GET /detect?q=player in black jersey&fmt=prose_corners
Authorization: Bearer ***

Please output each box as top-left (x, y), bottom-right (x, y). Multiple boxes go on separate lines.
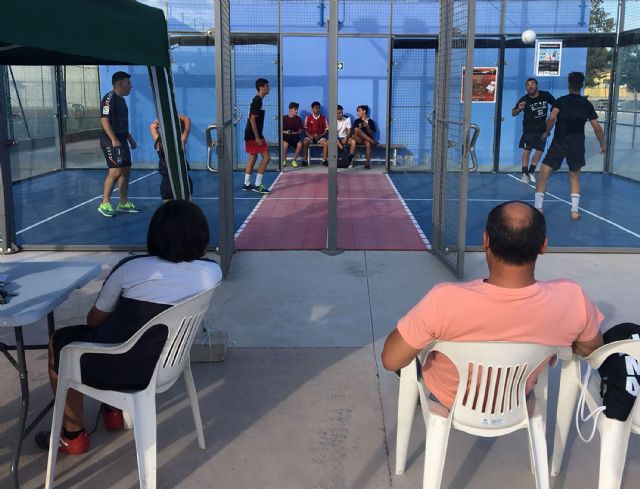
top-left (98, 71), bottom-right (139, 217)
top-left (512, 78), bottom-right (556, 184)
top-left (535, 72), bottom-right (606, 220)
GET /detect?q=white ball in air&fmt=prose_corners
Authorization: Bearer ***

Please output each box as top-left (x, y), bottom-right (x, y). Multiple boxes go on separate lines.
top-left (521, 29), bottom-right (537, 45)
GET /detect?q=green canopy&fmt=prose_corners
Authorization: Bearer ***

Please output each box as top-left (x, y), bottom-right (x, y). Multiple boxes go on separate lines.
top-left (0, 0), bottom-right (190, 251)
top-left (0, 0), bottom-right (170, 67)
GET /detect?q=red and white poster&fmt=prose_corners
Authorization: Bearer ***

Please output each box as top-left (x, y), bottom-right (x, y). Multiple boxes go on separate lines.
top-left (461, 67), bottom-right (498, 103)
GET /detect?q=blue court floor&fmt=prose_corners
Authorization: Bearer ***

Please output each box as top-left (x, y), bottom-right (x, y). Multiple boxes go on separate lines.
top-left (389, 172), bottom-right (640, 249)
top-left (12, 169), bottom-right (277, 247)
top-left (11, 169), bottom-right (640, 249)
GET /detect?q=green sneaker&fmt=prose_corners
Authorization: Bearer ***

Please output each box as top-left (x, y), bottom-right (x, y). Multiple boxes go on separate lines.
top-left (252, 183), bottom-right (271, 194)
top-left (98, 202), bottom-right (116, 217)
top-left (116, 201), bottom-right (140, 213)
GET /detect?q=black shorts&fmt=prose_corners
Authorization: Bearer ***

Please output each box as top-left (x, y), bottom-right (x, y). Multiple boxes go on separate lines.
top-left (542, 136), bottom-right (586, 172)
top-left (519, 132), bottom-right (546, 152)
top-left (283, 134), bottom-right (300, 146)
top-left (100, 136), bottom-right (132, 168)
top-left (160, 174), bottom-right (193, 200)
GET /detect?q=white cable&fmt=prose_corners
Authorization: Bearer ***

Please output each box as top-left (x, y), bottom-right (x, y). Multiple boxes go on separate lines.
top-left (575, 363), bottom-right (606, 443)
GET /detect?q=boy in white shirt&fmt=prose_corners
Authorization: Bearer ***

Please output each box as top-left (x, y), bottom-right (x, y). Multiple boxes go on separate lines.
top-left (335, 105), bottom-right (356, 167)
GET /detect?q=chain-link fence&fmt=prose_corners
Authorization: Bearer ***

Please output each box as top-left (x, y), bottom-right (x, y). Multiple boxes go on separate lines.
top-left (432, 0), bottom-right (474, 277)
top-left (390, 45), bottom-right (436, 170)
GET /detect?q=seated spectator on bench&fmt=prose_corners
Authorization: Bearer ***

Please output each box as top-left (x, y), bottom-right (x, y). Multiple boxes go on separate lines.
top-left (302, 101), bottom-right (328, 167)
top-left (282, 101), bottom-right (303, 168)
top-left (35, 200), bottom-right (222, 454)
top-left (334, 104), bottom-right (356, 167)
top-left (353, 104), bottom-right (378, 169)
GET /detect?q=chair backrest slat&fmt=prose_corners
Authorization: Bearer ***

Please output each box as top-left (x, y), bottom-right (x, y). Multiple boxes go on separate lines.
top-left (421, 341), bottom-right (569, 436)
top-left (128, 288), bottom-right (216, 392)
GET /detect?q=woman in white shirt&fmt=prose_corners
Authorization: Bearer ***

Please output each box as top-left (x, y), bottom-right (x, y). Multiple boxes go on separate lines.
top-left (36, 200), bottom-right (222, 454)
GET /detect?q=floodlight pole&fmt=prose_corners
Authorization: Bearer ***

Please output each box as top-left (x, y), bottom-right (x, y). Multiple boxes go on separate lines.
top-left (324, 0), bottom-right (342, 255)
top-left (0, 65), bottom-right (18, 254)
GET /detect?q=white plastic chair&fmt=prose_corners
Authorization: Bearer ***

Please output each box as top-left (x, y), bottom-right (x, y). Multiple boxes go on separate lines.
top-left (551, 340), bottom-right (640, 489)
top-left (395, 341), bottom-right (571, 489)
top-left (45, 287), bottom-right (217, 489)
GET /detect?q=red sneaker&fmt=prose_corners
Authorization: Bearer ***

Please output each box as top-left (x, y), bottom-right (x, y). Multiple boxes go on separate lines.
top-left (35, 430), bottom-right (90, 455)
top-left (101, 403), bottom-right (124, 432)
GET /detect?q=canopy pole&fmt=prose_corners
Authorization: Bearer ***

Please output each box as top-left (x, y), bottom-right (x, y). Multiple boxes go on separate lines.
top-left (148, 65), bottom-right (190, 200)
top-left (0, 65), bottom-right (17, 253)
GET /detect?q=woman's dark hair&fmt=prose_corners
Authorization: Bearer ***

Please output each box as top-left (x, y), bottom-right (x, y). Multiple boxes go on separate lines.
top-left (485, 201), bottom-right (546, 265)
top-left (357, 104), bottom-right (369, 114)
top-left (147, 200), bottom-right (209, 262)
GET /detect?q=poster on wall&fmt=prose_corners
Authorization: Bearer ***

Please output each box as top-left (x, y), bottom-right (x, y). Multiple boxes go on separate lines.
top-left (535, 41), bottom-right (562, 76)
top-left (461, 67), bottom-right (498, 103)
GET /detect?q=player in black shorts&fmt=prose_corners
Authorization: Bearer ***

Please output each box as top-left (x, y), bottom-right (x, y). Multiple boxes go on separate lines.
top-left (98, 71), bottom-right (138, 217)
top-left (512, 78), bottom-right (556, 184)
top-left (150, 115), bottom-right (192, 201)
top-left (535, 72), bottom-right (606, 220)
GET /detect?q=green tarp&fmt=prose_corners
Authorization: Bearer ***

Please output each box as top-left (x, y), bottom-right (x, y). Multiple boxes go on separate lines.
top-left (0, 0), bottom-right (190, 248)
top-left (0, 0), bottom-right (170, 67)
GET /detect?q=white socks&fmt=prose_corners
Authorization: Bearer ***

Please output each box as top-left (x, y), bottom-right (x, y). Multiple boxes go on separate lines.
top-left (255, 173), bottom-right (264, 186)
top-left (244, 173), bottom-right (251, 186)
top-left (571, 193), bottom-right (580, 213)
top-left (534, 192), bottom-right (544, 210)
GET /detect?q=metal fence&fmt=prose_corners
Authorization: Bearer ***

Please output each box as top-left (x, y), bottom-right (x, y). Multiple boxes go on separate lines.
top-left (431, 0), bottom-right (475, 277)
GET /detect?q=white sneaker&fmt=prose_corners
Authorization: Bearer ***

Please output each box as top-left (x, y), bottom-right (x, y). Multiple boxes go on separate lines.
top-left (282, 159), bottom-right (287, 168)
top-left (521, 172), bottom-right (529, 184)
top-left (528, 172), bottom-right (536, 184)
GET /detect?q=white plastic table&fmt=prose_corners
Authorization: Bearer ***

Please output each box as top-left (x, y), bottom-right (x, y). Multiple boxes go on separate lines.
top-left (0, 261), bottom-right (101, 489)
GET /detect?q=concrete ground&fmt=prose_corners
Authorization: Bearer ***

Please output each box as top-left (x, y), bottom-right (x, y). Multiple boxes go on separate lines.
top-left (1, 249), bottom-right (639, 488)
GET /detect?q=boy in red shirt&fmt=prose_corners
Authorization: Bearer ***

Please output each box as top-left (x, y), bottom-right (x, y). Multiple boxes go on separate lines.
top-left (302, 101), bottom-right (328, 166)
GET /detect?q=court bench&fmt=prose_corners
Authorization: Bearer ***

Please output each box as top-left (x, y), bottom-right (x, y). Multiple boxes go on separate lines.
top-left (302, 142), bottom-right (406, 166)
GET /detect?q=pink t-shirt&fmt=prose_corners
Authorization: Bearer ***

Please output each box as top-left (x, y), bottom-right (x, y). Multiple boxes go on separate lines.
top-left (397, 278), bottom-right (603, 408)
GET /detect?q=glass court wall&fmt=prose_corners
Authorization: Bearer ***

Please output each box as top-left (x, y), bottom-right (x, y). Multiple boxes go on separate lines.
top-left (3, 0), bottom-right (636, 251)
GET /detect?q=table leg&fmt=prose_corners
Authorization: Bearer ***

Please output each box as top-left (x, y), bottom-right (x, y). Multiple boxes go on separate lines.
top-left (10, 326), bottom-right (28, 489)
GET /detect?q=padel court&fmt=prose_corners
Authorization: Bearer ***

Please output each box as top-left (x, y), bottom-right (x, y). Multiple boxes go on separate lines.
top-left (12, 169), bottom-right (640, 250)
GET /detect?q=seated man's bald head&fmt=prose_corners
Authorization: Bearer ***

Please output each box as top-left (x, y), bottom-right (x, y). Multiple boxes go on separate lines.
top-left (485, 201), bottom-right (546, 265)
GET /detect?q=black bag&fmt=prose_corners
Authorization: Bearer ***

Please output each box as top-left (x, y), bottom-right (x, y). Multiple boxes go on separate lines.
top-left (599, 322), bottom-right (640, 421)
top-left (337, 146), bottom-right (350, 168)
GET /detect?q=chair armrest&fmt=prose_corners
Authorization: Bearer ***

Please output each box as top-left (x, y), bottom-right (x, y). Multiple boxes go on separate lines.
top-left (586, 339), bottom-right (640, 369)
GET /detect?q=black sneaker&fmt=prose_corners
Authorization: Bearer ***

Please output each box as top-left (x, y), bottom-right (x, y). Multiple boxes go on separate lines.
top-left (242, 183), bottom-right (255, 191)
top-left (301, 160), bottom-right (309, 167)
top-left (322, 160), bottom-right (328, 167)
top-left (364, 164), bottom-right (371, 169)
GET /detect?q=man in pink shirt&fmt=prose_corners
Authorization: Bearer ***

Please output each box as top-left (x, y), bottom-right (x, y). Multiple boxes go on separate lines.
top-left (381, 201), bottom-right (604, 408)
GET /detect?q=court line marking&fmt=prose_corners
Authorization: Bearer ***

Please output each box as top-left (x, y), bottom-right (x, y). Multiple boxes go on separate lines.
top-left (507, 173), bottom-right (640, 239)
top-left (128, 196), bottom-right (560, 203)
top-left (385, 174), bottom-right (432, 250)
top-left (17, 172), bottom-right (157, 235)
top-left (234, 173), bottom-right (283, 240)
